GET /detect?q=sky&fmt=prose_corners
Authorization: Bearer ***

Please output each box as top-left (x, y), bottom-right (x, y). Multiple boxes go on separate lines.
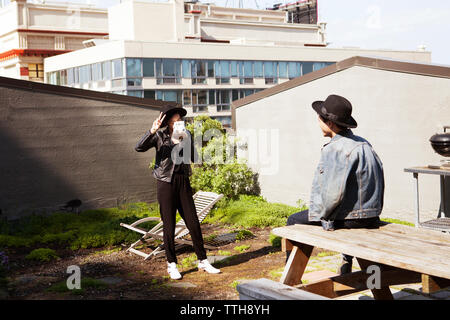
top-left (41, 0), bottom-right (450, 65)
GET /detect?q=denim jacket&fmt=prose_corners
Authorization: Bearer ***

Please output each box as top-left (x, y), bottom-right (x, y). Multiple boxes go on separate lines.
top-left (309, 129), bottom-right (384, 222)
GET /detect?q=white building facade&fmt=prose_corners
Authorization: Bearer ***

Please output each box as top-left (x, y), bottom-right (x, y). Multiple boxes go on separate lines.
top-left (0, 0), bottom-right (108, 82)
top-left (44, 0), bottom-right (431, 127)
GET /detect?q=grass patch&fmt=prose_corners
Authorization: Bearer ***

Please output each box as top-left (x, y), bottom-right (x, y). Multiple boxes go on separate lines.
top-left (179, 253), bottom-right (198, 270)
top-left (0, 202), bottom-right (160, 250)
top-left (317, 251), bottom-right (338, 258)
top-left (47, 277), bottom-right (107, 295)
top-left (25, 248), bottom-right (58, 262)
top-left (217, 250), bottom-right (232, 256)
top-left (268, 266), bottom-right (284, 280)
top-left (234, 245), bottom-right (250, 253)
top-left (90, 247), bottom-right (121, 256)
top-left (204, 195), bottom-right (300, 228)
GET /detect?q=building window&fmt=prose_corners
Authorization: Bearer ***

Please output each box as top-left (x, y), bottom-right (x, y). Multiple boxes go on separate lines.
top-left (278, 61), bottom-right (288, 78)
top-left (216, 90), bottom-right (230, 112)
top-left (92, 62), bottom-right (102, 81)
top-left (59, 69), bottom-right (67, 85)
top-left (183, 90), bottom-right (191, 106)
top-left (67, 68), bottom-right (74, 85)
top-left (102, 61), bottom-right (112, 80)
top-left (215, 60), bottom-right (231, 84)
top-left (239, 61), bottom-right (254, 84)
top-left (208, 60), bottom-right (215, 78)
top-left (144, 90), bottom-right (155, 99)
top-left (126, 58), bottom-right (142, 77)
top-left (192, 89), bottom-right (208, 112)
top-left (127, 78), bottom-right (142, 87)
top-left (313, 62), bottom-right (329, 72)
top-left (264, 61), bottom-right (277, 84)
top-left (302, 62), bottom-right (313, 75)
top-left (288, 62), bottom-right (301, 79)
top-left (79, 65), bottom-right (91, 84)
top-left (192, 60), bottom-right (207, 84)
top-left (143, 59), bottom-right (155, 77)
top-left (156, 90), bottom-right (182, 103)
top-left (28, 63), bottom-right (44, 79)
top-left (156, 59), bottom-right (181, 84)
top-left (230, 60), bottom-right (238, 77)
top-left (73, 67), bottom-right (79, 84)
top-left (254, 61), bottom-right (263, 78)
top-left (127, 90), bottom-right (143, 98)
top-left (182, 60), bottom-right (191, 78)
top-left (112, 58), bottom-right (124, 78)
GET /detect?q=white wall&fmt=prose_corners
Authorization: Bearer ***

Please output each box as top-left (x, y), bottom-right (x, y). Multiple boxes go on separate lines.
top-left (235, 66), bottom-right (450, 223)
top-left (108, 1), bottom-right (177, 42)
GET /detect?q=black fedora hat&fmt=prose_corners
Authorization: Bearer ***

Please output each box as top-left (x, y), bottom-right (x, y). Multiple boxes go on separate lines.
top-left (312, 94), bottom-right (357, 129)
top-left (160, 102), bottom-right (187, 127)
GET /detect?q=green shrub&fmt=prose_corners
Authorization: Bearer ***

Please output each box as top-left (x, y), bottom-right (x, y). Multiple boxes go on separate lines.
top-left (26, 248), bottom-right (58, 262)
top-left (268, 234), bottom-right (282, 248)
top-left (185, 116), bottom-right (260, 199)
top-left (233, 229), bottom-right (254, 241)
top-left (204, 195), bottom-right (299, 228)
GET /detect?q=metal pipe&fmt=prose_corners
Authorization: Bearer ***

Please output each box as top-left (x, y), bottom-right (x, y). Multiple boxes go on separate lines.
top-left (414, 173), bottom-right (420, 228)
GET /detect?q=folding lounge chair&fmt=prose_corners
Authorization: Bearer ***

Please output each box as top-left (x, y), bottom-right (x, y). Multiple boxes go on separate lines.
top-left (120, 191), bottom-right (224, 260)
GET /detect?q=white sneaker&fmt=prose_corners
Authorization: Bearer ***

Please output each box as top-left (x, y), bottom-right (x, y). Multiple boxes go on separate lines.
top-left (167, 262), bottom-right (182, 280)
top-left (198, 259), bottom-right (221, 274)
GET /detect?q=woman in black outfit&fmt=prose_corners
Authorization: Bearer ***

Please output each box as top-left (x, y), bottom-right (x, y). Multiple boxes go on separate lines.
top-left (135, 103), bottom-right (220, 280)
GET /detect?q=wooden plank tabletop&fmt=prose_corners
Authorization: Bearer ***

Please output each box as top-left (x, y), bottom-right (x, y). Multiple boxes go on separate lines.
top-left (272, 223), bottom-right (450, 280)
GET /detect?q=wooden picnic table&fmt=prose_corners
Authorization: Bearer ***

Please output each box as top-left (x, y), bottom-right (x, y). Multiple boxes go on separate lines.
top-left (271, 222), bottom-right (450, 300)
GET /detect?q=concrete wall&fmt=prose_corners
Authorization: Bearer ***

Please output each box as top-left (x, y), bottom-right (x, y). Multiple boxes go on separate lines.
top-left (235, 66), bottom-right (450, 223)
top-left (0, 81), bottom-right (161, 219)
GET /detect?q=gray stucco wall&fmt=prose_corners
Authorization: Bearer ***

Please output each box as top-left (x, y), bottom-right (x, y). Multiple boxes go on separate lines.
top-left (0, 84), bottom-right (160, 219)
top-left (235, 66), bottom-right (450, 223)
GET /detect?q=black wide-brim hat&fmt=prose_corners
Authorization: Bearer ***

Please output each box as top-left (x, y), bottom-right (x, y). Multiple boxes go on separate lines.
top-left (160, 102), bottom-right (187, 127)
top-left (312, 94), bottom-right (357, 129)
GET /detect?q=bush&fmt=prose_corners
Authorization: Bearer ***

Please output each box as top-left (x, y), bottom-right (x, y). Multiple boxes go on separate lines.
top-left (268, 234), bottom-right (282, 248)
top-left (190, 161), bottom-right (259, 199)
top-left (26, 248), bottom-right (58, 262)
top-left (187, 116), bottom-right (260, 199)
top-left (204, 195), bottom-right (299, 228)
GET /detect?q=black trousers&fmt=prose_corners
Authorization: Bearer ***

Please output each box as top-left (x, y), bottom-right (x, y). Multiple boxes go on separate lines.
top-left (157, 172), bottom-right (207, 264)
top-left (286, 210), bottom-right (380, 263)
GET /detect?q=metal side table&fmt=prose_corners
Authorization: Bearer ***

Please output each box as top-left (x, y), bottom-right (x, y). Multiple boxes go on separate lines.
top-left (404, 166), bottom-right (450, 232)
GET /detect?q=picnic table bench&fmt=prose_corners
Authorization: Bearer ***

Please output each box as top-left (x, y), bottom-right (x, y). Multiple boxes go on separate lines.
top-left (270, 222), bottom-right (450, 300)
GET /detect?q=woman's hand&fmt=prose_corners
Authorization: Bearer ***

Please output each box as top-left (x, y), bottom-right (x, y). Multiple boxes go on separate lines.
top-left (150, 112), bottom-right (166, 134)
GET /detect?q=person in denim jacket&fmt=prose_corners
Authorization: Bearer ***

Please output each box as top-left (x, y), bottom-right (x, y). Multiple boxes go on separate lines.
top-left (286, 94), bottom-right (385, 274)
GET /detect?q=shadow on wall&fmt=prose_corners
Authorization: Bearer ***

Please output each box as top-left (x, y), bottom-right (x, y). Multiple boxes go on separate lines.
top-left (0, 125), bottom-right (81, 218)
top-left (0, 83), bottom-right (161, 220)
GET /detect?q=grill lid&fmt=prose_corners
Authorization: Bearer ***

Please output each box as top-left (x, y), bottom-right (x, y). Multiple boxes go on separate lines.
top-left (430, 133), bottom-right (450, 144)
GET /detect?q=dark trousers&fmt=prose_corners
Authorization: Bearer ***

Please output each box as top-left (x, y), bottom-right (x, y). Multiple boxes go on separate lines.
top-left (286, 210), bottom-right (380, 263)
top-left (157, 173), bottom-right (207, 264)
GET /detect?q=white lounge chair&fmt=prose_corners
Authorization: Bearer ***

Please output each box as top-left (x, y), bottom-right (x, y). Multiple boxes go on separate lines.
top-left (120, 191), bottom-right (224, 260)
